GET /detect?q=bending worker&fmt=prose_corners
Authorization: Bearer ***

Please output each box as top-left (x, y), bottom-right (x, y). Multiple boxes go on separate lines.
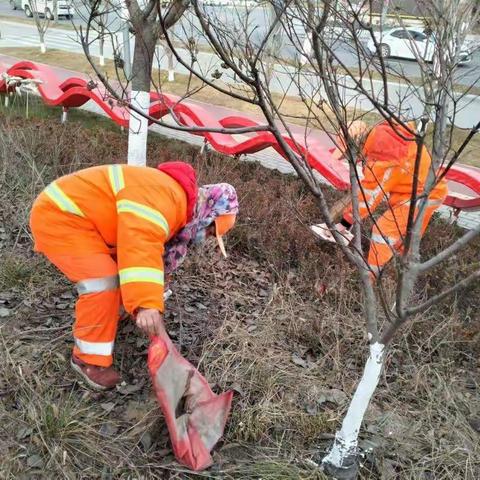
top-left (30, 162), bottom-right (238, 390)
top-left (312, 120), bottom-right (448, 279)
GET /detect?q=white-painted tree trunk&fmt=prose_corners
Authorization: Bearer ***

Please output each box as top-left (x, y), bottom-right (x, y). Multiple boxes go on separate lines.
top-left (127, 90), bottom-right (150, 166)
top-left (301, 35), bottom-right (312, 66)
top-left (40, 41), bottom-right (46, 54)
top-left (99, 32), bottom-right (105, 66)
top-left (322, 343), bottom-right (385, 474)
top-left (167, 48), bottom-right (175, 82)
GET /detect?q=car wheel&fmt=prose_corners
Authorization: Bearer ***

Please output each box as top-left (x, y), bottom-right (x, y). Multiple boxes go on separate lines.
top-left (24, 5), bottom-right (32, 17)
top-left (379, 43), bottom-right (391, 58)
top-left (10, 0), bottom-right (17, 10)
top-left (45, 8), bottom-right (54, 20)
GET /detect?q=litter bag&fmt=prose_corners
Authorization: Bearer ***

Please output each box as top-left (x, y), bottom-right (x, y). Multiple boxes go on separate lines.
top-left (148, 334), bottom-right (233, 471)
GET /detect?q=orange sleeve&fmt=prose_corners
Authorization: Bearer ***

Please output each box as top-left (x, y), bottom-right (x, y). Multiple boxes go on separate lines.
top-left (343, 160), bottom-right (394, 224)
top-left (116, 185), bottom-right (180, 314)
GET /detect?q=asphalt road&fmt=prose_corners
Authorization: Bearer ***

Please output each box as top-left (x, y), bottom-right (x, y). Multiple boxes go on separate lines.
top-left (1, 0), bottom-right (479, 88)
top-left (1, 1), bottom-right (480, 128)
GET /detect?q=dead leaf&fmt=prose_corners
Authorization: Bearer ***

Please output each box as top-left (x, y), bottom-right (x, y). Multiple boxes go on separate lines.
top-left (99, 423), bottom-right (118, 437)
top-left (140, 432), bottom-right (152, 450)
top-left (27, 454), bottom-right (43, 468)
top-left (117, 380), bottom-right (145, 395)
top-left (468, 417), bottom-right (480, 433)
top-left (16, 426), bottom-right (33, 440)
top-left (0, 307), bottom-right (10, 318)
top-left (124, 400), bottom-right (150, 423)
top-left (100, 402), bottom-right (116, 413)
top-left (379, 458), bottom-right (399, 480)
top-left (230, 383), bottom-right (245, 397)
top-left (291, 353), bottom-right (309, 368)
top-left (317, 388), bottom-right (348, 406)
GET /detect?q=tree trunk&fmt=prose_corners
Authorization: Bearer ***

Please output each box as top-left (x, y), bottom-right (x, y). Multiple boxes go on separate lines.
top-left (99, 30), bottom-right (105, 66)
top-left (39, 31), bottom-right (46, 53)
top-left (167, 45), bottom-right (175, 82)
top-left (53, 0), bottom-right (58, 24)
top-left (322, 342), bottom-right (385, 479)
top-left (380, 0), bottom-right (390, 30)
top-left (265, 2), bottom-right (284, 86)
top-left (300, 35), bottom-right (312, 66)
top-left (128, 27), bottom-right (156, 166)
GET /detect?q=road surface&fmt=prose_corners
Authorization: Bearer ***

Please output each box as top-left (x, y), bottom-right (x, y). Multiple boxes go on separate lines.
top-left (1, 0), bottom-right (479, 88)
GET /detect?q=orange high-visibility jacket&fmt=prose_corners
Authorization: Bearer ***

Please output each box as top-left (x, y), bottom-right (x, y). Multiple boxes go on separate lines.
top-left (344, 122), bottom-right (448, 223)
top-left (31, 164), bottom-right (197, 314)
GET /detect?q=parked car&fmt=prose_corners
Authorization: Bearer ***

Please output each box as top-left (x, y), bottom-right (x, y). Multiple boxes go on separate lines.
top-left (366, 27), bottom-right (472, 65)
top-left (22, 1), bottom-right (74, 20)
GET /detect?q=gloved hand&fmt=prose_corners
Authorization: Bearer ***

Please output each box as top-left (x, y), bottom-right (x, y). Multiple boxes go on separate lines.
top-left (310, 223), bottom-right (354, 246)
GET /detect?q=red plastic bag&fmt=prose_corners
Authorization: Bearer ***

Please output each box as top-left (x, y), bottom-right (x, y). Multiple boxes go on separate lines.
top-left (147, 334), bottom-right (233, 471)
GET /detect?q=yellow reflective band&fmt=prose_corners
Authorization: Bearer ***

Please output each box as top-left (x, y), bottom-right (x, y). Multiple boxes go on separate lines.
top-left (108, 165), bottom-right (125, 195)
top-left (44, 182), bottom-right (85, 217)
top-left (119, 267), bottom-right (164, 286)
top-left (117, 200), bottom-right (170, 236)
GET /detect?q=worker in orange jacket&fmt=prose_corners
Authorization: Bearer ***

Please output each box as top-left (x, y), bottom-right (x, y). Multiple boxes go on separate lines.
top-left (311, 120), bottom-right (448, 278)
top-left (30, 161), bottom-right (238, 390)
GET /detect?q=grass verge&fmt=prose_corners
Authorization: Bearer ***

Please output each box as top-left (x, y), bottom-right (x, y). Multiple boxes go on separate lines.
top-left (0, 72), bottom-right (479, 480)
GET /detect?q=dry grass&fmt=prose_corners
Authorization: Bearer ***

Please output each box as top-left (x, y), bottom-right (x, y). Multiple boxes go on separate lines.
top-left (0, 97), bottom-right (479, 479)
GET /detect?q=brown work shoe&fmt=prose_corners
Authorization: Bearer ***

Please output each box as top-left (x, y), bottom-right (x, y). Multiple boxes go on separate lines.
top-left (71, 354), bottom-right (121, 391)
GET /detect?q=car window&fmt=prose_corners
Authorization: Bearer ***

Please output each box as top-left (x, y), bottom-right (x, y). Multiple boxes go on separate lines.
top-left (391, 30), bottom-right (410, 39)
top-left (411, 31), bottom-right (427, 42)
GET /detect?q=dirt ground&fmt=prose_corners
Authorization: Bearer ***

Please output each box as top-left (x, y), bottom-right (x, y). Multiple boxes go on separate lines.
top-left (0, 99), bottom-right (479, 479)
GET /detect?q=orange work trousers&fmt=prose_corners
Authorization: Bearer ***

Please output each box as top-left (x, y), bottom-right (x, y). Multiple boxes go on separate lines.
top-left (43, 252), bottom-right (121, 367)
top-left (30, 194), bottom-right (121, 367)
top-left (367, 194), bottom-right (444, 278)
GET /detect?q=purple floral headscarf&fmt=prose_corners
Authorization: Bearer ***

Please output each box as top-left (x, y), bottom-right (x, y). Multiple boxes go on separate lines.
top-left (164, 183), bottom-right (239, 274)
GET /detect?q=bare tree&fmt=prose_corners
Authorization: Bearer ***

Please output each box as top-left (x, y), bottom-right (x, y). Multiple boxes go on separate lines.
top-left (79, 0), bottom-right (190, 166)
top-left (27, 0), bottom-right (51, 53)
top-left (53, 0), bottom-right (58, 23)
top-left (78, 0), bottom-right (480, 477)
